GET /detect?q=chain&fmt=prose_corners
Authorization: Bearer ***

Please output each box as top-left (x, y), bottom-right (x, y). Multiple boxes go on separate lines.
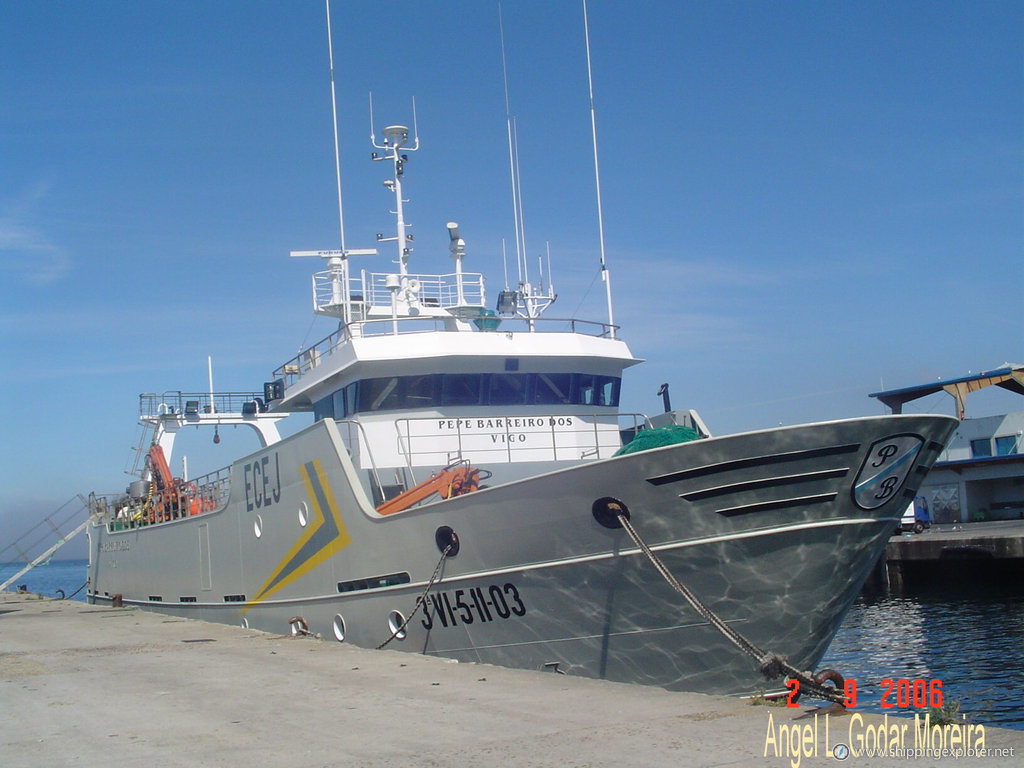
top-left (377, 544), bottom-right (452, 650)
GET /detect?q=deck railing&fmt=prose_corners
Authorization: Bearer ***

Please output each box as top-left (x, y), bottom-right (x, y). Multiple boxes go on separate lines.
top-left (94, 465), bottom-right (232, 532)
top-left (392, 412), bottom-right (650, 468)
top-left (272, 314), bottom-right (618, 390)
top-left (139, 391), bottom-right (268, 419)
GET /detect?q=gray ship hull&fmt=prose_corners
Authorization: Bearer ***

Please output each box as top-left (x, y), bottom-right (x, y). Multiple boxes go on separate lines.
top-left (87, 413), bottom-right (956, 695)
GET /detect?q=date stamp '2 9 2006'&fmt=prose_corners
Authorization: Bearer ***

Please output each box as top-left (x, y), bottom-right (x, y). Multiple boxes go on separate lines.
top-left (785, 677), bottom-right (944, 709)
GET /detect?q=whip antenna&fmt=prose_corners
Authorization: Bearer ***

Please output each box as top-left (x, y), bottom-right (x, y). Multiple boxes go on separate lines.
top-left (499, 4), bottom-right (527, 284)
top-left (325, 0), bottom-right (347, 253)
top-left (582, 0), bottom-right (615, 338)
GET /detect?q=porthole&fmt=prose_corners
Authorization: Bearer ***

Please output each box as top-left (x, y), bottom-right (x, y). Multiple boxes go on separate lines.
top-left (332, 614), bottom-right (346, 642)
top-left (253, 515), bottom-right (263, 538)
top-left (387, 610), bottom-right (407, 641)
top-left (298, 502), bottom-right (309, 527)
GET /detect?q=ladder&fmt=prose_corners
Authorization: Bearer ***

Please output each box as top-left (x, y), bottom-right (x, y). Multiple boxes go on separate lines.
top-left (0, 496), bottom-right (93, 593)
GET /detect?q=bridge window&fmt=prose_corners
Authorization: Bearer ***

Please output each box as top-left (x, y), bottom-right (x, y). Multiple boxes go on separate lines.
top-left (533, 373), bottom-right (571, 405)
top-left (406, 374), bottom-right (436, 407)
top-left (442, 374), bottom-right (481, 406)
top-left (575, 374), bottom-right (620, 407)
top-left (314, 394), bottom-right (334, 421)
top-left (315, 372), bottom-right (621, 420)
top-left (343, 383), bottom-right (358, 417)
top-left (360, 377), bottom-right (402, 412)
top-left (489, 373), bottom-right (530, 406)
top-left (332, 388), bottom-right (346, 418)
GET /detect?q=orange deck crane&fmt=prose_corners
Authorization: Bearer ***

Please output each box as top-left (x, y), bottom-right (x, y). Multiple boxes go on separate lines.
top-left (144, 445), bottom-right (213, 521)
top-left (376, 461), bottom-right (489, 516)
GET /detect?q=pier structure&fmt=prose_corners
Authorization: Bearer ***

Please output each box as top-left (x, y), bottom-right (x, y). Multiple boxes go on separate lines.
top-left (871, 364), bottom-right (1023, 525)
top-left (883, 520), bottom-right (1024, 591)
top-left (870, 365), bottom-right (1024, 590)
top-left (3, 593), bottom-right (1023, 767)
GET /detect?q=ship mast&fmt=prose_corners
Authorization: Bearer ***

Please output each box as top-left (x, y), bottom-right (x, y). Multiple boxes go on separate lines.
top-left (371, 102), bottom-right (420, 278)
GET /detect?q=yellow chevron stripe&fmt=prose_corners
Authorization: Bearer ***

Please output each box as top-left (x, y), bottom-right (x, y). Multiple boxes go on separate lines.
top-left (240, 459), bottom-right (351, 613)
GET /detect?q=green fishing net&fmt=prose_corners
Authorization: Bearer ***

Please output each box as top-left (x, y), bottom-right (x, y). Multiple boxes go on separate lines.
top-left (614, 424), bottom-right (700, 456)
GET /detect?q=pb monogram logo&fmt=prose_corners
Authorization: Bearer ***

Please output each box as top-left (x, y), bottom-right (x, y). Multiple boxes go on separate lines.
top-left (853, 435), bottom-right (923, 510)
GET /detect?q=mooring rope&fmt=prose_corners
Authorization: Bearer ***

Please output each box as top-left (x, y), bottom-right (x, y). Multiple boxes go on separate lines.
top-left (377, 544), bottom-right (452, 650)
top-left (64, 580), bottom-right (88, 600)
top-left (616, 510), bottom-right (846, 705)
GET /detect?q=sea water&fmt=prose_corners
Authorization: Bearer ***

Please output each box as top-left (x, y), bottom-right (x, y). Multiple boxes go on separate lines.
top-left (820, 587), bottom-right (1024, 730)
top-left (4, 559), bottom-right (1022, 730)
top-left (1, 558), bottom-right (90, 601)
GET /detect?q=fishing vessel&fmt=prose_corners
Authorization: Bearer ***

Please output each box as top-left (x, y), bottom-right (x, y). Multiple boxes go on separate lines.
top-left (84, 11), bottom-right (957, 697)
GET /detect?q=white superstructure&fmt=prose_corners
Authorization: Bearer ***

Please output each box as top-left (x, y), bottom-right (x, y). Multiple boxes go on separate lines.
top-left (261, 121), bottom-right (642, 503)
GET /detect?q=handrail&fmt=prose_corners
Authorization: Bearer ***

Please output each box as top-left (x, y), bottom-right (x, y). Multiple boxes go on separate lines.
top-left (139, 391), bottom-right (267, 419)
top-left (272, 314), bottom-right (620, 389)
top-left (0, 496), bottom-right (89, 585)
top-left (393, 411), bottom-right (647, 467)
top-left (95, 464), bottom-right (232, 531)
top-left (334, 419), bottom-right (387, 503)
top-left (320, 270), bottom-right (488, 310)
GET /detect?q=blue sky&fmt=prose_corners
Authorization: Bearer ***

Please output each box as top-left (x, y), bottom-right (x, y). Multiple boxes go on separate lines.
top-left (1, 0), bottom-right (1021, 552)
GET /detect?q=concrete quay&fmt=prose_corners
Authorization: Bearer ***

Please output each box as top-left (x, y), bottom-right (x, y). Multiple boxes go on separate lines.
top-left (885, 520), bottom-right (1024, 590)
top-left (2, 593), bottom-right (1021, 768)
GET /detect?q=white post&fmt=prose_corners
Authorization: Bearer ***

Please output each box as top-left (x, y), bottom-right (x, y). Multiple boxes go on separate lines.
top-left (386, 274), bottom-right (400, 335)
top-left (207, 356), bottom-right (215, 413)
top-left (448, 222), bottom-right (466, 306)
top-left (583, 0), bottom-right (615, 339)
